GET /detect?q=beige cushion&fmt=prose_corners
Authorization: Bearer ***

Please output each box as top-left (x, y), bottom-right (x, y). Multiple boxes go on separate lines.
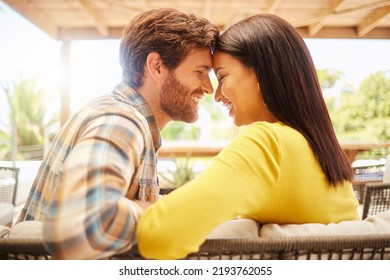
top-left (0, 225), bottom-right (10, 238)
top-left (9, 221), bottom-right (43, 239)
top-left (207, 218), bottom-right (260, 239)
top-left (0, 203), bottom-right (14, 226)
top-left (260, 209), bottom-right (390, 237)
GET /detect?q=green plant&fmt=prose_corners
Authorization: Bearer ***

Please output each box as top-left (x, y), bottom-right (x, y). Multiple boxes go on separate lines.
top-left (0, 78), bottom-right (59, 160)
top-left (330, 71), bottom-right (390, 141)
top-left (159, 155), bottom-right (196, 189)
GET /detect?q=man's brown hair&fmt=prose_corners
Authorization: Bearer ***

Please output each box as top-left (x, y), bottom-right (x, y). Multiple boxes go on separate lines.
top-left (120, 8), bottom-right (219, 88)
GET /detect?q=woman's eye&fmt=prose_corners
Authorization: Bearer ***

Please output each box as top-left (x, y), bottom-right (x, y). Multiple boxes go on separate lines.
top-left (217, 76), bottom-right (225, 82)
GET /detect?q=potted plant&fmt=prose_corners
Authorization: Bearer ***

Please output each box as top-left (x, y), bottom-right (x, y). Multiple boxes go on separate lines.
top-left (158, 155), bottom-right (195, 195)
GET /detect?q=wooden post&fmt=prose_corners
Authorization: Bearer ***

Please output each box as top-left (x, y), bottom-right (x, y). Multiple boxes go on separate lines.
top-left (60, 32), bottom-right (71, 126)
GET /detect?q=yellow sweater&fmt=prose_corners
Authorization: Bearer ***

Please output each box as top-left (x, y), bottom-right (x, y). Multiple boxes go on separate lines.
top-left (137, 121), bottom-right (359, 259)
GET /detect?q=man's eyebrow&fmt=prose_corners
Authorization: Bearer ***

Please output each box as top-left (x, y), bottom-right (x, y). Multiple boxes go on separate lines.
top-left (196, 65), bottom-right (212, 71)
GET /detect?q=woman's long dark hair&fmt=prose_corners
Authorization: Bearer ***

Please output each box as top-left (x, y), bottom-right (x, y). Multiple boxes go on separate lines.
top-left (215, 14), bottom-right (353, 187)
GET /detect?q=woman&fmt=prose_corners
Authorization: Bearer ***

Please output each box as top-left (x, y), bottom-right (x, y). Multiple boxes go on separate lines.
top-left (136, 14), bottom-right (360, 260)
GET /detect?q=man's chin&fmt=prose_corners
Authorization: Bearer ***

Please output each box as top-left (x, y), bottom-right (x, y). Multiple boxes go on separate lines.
top-left (173, 113), bottom-right (198, 123)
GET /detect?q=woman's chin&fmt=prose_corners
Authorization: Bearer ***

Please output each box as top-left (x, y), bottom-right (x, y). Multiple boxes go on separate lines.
top-left (232, 116), bottom-right (242, 127)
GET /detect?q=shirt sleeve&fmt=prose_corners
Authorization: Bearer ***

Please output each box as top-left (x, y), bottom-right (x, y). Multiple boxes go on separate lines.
top-left (136, 122), bottom-right (281, 259)
top-left (43, 114), bottom-right (147, 259)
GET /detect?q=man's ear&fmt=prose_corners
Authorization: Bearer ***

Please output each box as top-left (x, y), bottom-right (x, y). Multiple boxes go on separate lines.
top-left (145, 52), bottom-right (165, 83)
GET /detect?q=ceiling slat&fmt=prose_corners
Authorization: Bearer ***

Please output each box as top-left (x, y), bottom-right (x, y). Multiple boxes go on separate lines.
top-left (294, 1), bottom-right (390, 27)
top-left (358, 5), bottom-right (390, 37)
top-left (204, 0), bottom-right (212, 19)
top-left (2, 0), bottom-right (390, 40)
top-left (308, 0), bottom-right (348, 37)
top-left (267, 0), bottom-right (282, 13)
top-left (79, 0), bottom-right (109, 37)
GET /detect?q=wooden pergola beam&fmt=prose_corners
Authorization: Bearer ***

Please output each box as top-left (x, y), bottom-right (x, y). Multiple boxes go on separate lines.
top-left (294, 1), bottom-right (390, 27)
top-left (57, 27), bottom-right (124, 40)
top-left (358, 6), bottom-right (390, 37)
top-left (136, 0), bottom-right (147, 11)
top-left (60, 32), bottom-right (71, 126)
top-left (79, 0), bottom-right (109, 37)
top-left (308, 0), bottom-right (348, 37)
top-left (2, 0), bottom-right (58, 38)
top-left (204, 0), bottom-right (212, 20)
top-left (297, 26), bottom-right (390, 39)
top-left (267, 0), bottom-right (282, 13)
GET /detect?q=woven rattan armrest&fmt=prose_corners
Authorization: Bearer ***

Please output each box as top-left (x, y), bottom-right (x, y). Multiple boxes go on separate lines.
top-left (114, 235), bottom-right (390, 260)
top-left (362, 183), bottom-right (390, 219)
top-left (2, 235), bottom-right (390, 260)
top-left (0, 238), bottom-right (50, 260)
top-left (185, 235), bottom-right (390, 260)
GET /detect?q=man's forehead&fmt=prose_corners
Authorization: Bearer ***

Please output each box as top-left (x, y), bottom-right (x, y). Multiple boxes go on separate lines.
top-left (183, 48), bottom-right (212, 67)
top-left (196, 64), bottom-right (212, 71)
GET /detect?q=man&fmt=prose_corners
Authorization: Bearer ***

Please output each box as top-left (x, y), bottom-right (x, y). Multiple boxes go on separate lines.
top-left (16, 8), bottom-right (219, 259)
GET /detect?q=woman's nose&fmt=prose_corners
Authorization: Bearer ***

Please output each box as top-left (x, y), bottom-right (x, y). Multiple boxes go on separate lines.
top-left (214, 84), bottom-right (223, 102)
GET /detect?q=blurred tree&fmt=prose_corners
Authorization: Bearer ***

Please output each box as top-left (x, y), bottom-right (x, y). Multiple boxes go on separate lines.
top-left (0, 78), bottom-right (59, 160)
top-left (161, 121), bottom-right (200, 141)
top-left (331, 71), bottom-right (390, 141)
top-left (0, 129), bottom-right (11, 159)
top-left (317, 68), bottom-right (343, 90)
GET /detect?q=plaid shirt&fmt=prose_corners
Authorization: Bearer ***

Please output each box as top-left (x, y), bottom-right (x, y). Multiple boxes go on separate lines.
top-left (17, 82), bottom-right (161, 259)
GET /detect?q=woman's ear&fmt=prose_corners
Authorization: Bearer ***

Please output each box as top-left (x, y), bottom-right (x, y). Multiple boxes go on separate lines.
top-left (145, 52), bottom-right (164, 83)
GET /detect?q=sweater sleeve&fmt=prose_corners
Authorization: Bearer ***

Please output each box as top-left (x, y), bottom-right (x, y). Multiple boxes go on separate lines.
top-left (136, 122), bottom-right (281, 259)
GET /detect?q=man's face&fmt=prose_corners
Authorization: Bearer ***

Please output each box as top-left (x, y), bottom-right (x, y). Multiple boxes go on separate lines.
top-left (159, 48), bottom-right (213, 123)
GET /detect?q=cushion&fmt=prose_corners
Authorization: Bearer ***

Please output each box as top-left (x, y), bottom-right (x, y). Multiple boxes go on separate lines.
top-left (207, 218), bottom-right (260, 239)
top-left (0, 225), bottom-right (10, 238)
top-left (9, 221), bottom-right (43, 239)
top-left (260, 209), bottom-right (390, 237)
top-left (0, 203), bottom-right (14, 226)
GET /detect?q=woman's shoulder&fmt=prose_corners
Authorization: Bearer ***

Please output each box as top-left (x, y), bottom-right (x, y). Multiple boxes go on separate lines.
top-left (230, 122), bottom-right (284, 152)
top-left (237, 121), bottom-right (305, 152)
top-left (241, 121), bottom-right (297, 138)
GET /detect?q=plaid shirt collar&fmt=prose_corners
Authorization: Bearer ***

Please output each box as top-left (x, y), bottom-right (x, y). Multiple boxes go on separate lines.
top-left (113, 82), bottom-right (162, 151)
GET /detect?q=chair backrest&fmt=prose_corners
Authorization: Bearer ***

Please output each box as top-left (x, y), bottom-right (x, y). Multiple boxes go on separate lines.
top-left (0, 166), bottom-right (20, 205)
top-left (362, 182), bottom-right (390, 219)
top-left (352, 156), bottom-right (390, 204)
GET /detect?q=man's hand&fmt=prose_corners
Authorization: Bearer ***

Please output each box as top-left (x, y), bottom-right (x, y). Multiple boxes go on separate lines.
top-left (134, 200), bottom-right (152, 211)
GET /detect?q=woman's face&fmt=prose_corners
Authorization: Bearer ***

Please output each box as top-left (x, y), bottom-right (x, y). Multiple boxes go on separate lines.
top-left (212, 51), bottom-right (276, 126)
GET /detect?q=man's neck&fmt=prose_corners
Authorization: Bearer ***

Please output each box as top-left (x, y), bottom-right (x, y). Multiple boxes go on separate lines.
top-left (137, 84), bottom-right (171, 131)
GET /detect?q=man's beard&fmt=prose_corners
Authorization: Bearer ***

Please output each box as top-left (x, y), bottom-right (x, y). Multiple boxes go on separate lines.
top-left (160, 73), bottom-right (200, 123)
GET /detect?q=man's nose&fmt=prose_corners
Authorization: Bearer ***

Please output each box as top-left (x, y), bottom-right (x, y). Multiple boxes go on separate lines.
top-left (202, 75), bottom-right (214, 95)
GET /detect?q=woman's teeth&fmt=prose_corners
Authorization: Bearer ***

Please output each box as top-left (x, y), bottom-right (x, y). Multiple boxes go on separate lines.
top-left (225, 103), bottom-right (233, 111)
top-left (191, 96), bottom-right (201, 103)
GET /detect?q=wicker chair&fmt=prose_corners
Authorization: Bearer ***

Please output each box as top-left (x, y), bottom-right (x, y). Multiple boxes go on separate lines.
top-left (362, 183), bottom-right (390, 219)
top-left (0, 166), bottom-right (20, 226)
top-left (0, 238), bottom-right (50, 260)
top-left (352, 162), bottom-right (384, 204)
top-left (1, 235), bottom-right (390, 260)
top-left (0, 166), bottom-right (19, 206)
